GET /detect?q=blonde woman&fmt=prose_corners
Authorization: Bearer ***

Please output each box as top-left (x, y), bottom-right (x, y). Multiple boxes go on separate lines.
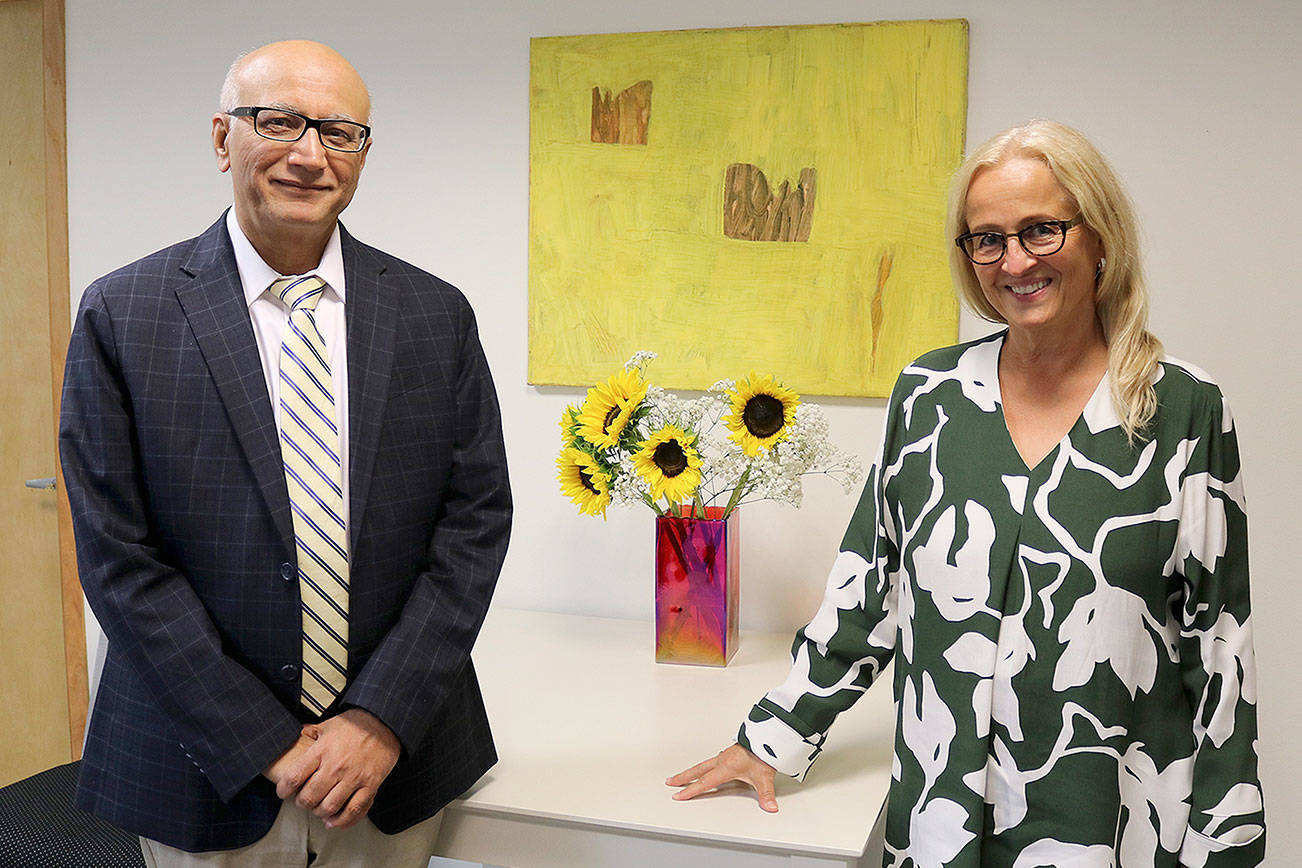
top-left (669, 121), bottom-right (1264, 867)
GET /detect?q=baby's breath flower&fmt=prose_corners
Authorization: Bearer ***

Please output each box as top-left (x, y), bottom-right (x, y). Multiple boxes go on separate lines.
top-left (624, 350), bottom-right (658, 372)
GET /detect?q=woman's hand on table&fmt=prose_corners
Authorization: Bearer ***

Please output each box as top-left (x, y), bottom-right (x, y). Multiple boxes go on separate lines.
top-left (666, 743), bottom-right (779, 812)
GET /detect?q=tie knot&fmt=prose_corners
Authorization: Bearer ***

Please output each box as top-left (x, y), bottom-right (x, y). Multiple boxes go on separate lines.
top-left (272, 275), bottom-right (327, 312)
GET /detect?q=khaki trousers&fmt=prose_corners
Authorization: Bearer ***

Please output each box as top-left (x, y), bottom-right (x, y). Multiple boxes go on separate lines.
top-left (140, 801), bottom-right (443, 868)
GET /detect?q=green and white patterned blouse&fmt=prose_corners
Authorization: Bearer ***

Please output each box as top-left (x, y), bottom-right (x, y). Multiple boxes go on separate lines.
top-left (739, 332), bottom-right (1264, 867)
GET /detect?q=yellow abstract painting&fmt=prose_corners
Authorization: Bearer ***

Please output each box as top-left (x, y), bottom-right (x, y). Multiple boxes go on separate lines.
top-left (529, 20), bottom-right (968, 397)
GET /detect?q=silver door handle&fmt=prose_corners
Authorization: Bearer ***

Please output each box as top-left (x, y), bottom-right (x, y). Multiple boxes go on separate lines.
top-left (25, 477), bottom-right (56, 490)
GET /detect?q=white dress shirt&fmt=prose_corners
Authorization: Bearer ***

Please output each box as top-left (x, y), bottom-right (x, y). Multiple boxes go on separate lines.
top-left (225, 208), bottom-right (351, 538)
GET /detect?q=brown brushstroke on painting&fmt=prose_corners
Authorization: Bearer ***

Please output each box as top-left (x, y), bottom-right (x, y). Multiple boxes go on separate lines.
top-left (591, 81), bottom-right (652, 144)
top-left (871, 250), bottom-right (893, 373)
top-left (723, 164), bottom-right (816, 242)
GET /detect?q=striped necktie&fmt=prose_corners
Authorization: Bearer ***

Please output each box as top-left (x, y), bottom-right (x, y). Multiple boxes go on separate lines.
top-left (273, 275), bottom-right (349, 715)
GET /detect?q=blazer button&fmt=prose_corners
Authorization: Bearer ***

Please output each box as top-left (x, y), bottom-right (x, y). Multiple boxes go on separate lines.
top-left (280, 562), bottom-right (295, 581)
top-left (280, 663), bottom-right (299, 681)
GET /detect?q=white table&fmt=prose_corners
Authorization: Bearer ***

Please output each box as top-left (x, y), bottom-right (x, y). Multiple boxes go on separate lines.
top-left (435, 608), bottom-right (895, 867)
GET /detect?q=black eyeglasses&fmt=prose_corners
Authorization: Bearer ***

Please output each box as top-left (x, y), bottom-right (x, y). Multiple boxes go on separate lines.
top-left (955, 215), bottom-right (1084, 265)
top-left (225, 106), bottom-right (371, 153)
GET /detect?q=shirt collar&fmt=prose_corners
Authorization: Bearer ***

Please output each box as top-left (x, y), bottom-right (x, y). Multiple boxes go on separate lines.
top-left (226, 208), bottom-right (347, 308)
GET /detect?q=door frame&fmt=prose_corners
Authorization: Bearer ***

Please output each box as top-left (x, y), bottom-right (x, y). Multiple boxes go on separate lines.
top-left (27, 0), bottom-right (87, 758)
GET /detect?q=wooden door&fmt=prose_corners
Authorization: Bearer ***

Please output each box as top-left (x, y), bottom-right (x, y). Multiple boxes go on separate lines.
top-left (0, 0), bottom-right (85, 787)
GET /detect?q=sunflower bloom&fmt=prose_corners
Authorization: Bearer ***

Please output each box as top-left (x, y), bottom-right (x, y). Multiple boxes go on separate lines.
top-left (724, 374), bottom-right (800, 456)
top-left (557, 448), bottom-right (612, 517)
top-left (631, 425), bottom-right (703, 504)
top-left (577, 368), bottom-right (648, 449)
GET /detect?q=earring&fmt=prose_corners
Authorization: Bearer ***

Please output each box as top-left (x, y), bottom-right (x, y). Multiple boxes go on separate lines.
top-left (1095, 257), bottom-right (1107, 281)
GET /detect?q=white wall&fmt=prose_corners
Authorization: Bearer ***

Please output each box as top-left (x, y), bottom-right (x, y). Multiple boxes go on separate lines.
top-left (68, 0), bottom-right (1300, 857)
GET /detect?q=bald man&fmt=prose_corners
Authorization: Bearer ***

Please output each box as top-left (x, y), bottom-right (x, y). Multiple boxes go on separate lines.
top-left (60, 41), bottom-right (511, 865)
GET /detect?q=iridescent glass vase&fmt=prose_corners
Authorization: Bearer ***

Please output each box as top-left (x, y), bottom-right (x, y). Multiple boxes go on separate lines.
top-left (654, 507), bottom-right (739, 665)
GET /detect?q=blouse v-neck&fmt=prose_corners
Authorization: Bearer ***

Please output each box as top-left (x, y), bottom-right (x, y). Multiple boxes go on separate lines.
top-left (989, 333), bottom-right (1110, 475)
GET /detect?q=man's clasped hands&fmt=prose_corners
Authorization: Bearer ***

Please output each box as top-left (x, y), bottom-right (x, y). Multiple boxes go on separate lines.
top-left (262, 708), bottom-right (401, 830)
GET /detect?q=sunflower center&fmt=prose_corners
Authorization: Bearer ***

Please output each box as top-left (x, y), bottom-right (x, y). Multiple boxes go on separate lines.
top-left (602, 404), bottom-right (622, 432)
top-left (578, 467), bottom-right (599, 494)
top-left (743, 395), bottom-right (786, 438)
top-left (653, 440), bottom-right (688, 478)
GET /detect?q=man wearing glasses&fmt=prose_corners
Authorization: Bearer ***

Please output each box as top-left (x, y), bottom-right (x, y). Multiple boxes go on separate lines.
top-left (59, 41), bottom-right (511, 865)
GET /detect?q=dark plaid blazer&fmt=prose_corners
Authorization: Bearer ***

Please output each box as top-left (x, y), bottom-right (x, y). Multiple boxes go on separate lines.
top-left (59, 214), bottom-right (512, 851)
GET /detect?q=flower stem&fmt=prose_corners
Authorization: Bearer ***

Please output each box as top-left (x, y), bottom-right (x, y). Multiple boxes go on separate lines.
top-left (721, 466), bottom-right (751, 518)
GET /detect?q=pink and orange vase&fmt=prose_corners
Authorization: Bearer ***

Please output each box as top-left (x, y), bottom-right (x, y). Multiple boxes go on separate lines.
top-left (654, 507), bottom-right (739, 666)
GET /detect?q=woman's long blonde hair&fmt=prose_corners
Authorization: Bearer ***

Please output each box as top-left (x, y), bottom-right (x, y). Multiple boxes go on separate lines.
top-left (945, 120), bottom-right (1162, 443)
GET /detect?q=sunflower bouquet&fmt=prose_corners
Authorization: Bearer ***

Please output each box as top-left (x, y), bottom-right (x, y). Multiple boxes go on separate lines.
top-left (556, 352), bottom-right (862, 519)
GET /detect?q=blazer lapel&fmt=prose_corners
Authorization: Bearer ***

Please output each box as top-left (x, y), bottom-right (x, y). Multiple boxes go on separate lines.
top-left (174, 215), bottom-right (295, 553)
top-left (341, 227), bottom-right (397, 551)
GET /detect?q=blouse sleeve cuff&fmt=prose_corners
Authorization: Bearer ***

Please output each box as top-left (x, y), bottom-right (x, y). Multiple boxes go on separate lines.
top-left (738, 710), bottom-right (825, 781)
top-left (1178, 822), bottom-right (1266, 867)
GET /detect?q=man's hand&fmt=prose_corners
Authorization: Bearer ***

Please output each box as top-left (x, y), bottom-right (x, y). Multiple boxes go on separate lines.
top-left (263, 725), bottom-right (321, 786)
top-left (667, 743), bottom-right (780, 812)
top-left (275, 708), bottom-right (401, 829)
